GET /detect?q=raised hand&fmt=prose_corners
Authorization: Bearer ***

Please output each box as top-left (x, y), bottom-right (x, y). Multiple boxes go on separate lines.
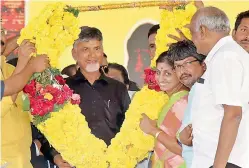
top-left (18, 40), bottom-right (36, 65)
top-left (139, 113), bottom-right (157, 135)
top-left (28, 55), bottom-right (50, 73)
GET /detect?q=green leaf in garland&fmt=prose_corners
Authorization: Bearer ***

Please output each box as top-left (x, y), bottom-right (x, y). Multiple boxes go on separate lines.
top-left (33, 113), bottom-right (51, 126)
top-left (53, 103), bottom-right (65, 112)
top-left (49, 67), bottom-right (61, 76)
top-left (176, 4), bottom-right (186, 10)
top-left (22, 94), bottom-right (30, 111)
top-left (64, 5), bottom-right (80, 17)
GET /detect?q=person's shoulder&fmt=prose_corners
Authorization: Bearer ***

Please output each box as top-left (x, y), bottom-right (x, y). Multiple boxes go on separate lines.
top-left (105, 76), bottom-right (127, 90)
top-left (65, 74), bottom-right (78, 87)
top-left (220, 38), bottom-right (248, 57)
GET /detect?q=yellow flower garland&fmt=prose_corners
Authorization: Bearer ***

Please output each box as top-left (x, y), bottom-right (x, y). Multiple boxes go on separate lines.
top-left (19, 2), bottom-right (197, 168)
top-left (17, 3), bottom-right (80, 67)
top-left (151, 2), bottom-right (197, 67)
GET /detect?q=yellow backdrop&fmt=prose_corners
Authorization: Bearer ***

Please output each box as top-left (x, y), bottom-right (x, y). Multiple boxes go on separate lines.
top-left (27, 0), bottom-right (249, 70)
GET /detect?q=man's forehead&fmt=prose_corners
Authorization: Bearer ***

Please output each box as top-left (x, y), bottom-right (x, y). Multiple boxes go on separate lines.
top-left (148, 33), bottom-right (156, 42)
top-left (77, 39), bottom-right (102, 47)
top-left (239, 18), bottom-right (249, 27)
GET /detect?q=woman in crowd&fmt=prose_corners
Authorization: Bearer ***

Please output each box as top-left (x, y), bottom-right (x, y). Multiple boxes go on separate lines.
top-left (140, 51), bottom-right (189, 168)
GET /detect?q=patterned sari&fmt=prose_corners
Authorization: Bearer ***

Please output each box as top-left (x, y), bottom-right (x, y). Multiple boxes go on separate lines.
top-left (152, 90), bottom-right (188, 168)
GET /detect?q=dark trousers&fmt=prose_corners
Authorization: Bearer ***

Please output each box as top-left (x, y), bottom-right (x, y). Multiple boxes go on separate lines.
top-left (210, 163), bottom-right (241, 168)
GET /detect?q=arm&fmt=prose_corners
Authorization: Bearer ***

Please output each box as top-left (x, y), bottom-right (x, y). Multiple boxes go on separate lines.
top-left (3, 63), bottom-right (36, 97)
top-left (152, 127), bottom-right (182, 155)
top-left (211, 53), bottom-right (244, 168)
top-left (179, 124), bottom-right (193, 146)
top-left (213, 105), bottom-right (242, 168)
top-left (9, 40), bottom-right (36, 101)
top-left (140, 114), bottom-right (182, 156)
top-left (3, 55), bottom-right (49, 97)
top-left (2, 35), bottom-right (19, 57)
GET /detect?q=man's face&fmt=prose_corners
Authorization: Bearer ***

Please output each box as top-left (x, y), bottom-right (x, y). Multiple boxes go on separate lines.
top-left (190, 19), bottom-right (207, 55)
top-left (174, 56), bottom-right (206, 88)
top-left (108, 68), bottom-right (124, 84)
top-left (72, 39), bottom-right (103, 73)
top-left (148, 33), bottom-right (156, 59)
top-left (233, 18), bottom-right (249, 53)
top-left (1, 28), bottom-right (7, 55)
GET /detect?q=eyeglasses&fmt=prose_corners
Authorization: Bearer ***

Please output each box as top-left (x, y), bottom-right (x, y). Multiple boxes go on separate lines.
top-left (174, 59), bottom-right (199, 70)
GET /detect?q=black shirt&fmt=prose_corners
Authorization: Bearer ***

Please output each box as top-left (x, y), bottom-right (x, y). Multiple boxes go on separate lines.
top-left (66, 70), bottom-right (131, 145)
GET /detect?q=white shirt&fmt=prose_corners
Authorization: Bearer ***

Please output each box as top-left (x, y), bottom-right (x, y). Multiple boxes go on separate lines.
top-left (191, 36), bottom-right (249, 168)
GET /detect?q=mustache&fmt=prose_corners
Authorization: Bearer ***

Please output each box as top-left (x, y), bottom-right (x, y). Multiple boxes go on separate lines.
top-left (241, 39), bottom-right (249, 43)
top-left (180, 73), bottom-right (191, 80)
top-left (1, 40), bottom-right (5, 46)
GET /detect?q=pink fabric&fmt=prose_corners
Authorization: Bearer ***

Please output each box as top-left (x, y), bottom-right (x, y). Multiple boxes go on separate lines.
top-left (154, 95), bottom-right (188, 168)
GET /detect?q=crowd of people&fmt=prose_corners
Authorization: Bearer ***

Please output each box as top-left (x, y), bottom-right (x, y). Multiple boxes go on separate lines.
top-left (1, 3), bottom-right (249, 168)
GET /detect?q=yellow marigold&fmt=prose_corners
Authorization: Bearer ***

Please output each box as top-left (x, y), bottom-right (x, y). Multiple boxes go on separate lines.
top-left (17, 2), bottom-right (80, 69)
top-left (27, 2), bottom-right (197, 168)
top-left (151, 2), bottom-right (197, 68)
top-left (44, 93), bottom-right (53, 100)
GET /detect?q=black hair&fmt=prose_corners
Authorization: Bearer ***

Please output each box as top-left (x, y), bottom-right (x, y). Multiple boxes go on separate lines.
top-left (167, 40), bottom-right (206, 62)
top-left (108, 63), bottom-right (130, 85)
top-left (148, 24), bottom-right (160, 38)
top-left (78, 26), bottom-right (103, 41)
top-left (61, 64), bottom-right (77, 77)
top-left (235, 10), bottom-right (249, 31)
top-left (156, 51), bottom-right (174, 68)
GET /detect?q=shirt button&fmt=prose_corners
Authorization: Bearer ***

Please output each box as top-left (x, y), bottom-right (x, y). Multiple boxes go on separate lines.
top-left (92, 100), bottom-right (96, 104)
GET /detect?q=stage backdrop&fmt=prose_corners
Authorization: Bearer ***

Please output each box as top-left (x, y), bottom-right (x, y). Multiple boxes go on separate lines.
top-left (27, 0), bottom-right (249, 87)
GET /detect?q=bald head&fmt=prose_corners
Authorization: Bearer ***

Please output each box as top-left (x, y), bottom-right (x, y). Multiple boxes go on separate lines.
top-left (192, 6), bottom-right (230, 34)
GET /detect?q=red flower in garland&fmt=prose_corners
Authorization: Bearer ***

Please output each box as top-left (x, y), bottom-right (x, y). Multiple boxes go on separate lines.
top-left (30, 96), bottom-right (53, 116)
top-left (144, 68), bottom-right (161, 92)
top-left (55, 75), bottom-right (66, 85)
top-left (23, 80), bottom-right (37, 96)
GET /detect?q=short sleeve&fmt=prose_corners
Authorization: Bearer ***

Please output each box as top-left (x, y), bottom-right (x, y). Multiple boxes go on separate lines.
top-left (210, 52), bottom-right (243, 106)
top-left (1, 80), bottom-right (5, 100)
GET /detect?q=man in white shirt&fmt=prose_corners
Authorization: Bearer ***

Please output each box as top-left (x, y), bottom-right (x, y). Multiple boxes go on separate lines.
top-left (189, 7), bottom-right (249, 168)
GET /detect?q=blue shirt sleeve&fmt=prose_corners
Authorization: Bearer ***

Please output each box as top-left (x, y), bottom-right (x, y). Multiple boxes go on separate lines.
top-left (0, 80), bottom-right (5, 100)
top-left (179, 84), bottom-right (196, 133)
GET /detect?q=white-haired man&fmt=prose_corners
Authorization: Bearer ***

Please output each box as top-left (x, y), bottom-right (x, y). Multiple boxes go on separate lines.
top-left (189, 7), bottom-right (249, 168)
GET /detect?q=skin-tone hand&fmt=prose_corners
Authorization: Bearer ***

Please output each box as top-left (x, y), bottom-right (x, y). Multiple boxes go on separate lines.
top-left (33, 139), bottom-right (43, 156)
top-left (166, 1), bottom-right (204, 45)
top-left (139, 114), bottom-right (182, 155)
top-left (3, 55), bottom-right (49, 98)
top-left (54, 154), bottom-right (72, 168)
top-left (28, 55), bottom-right (50, 73)
top-left (139, 113), bottom-right (158, 135)
top-left (17, 40), bottom-right (36, 66)
top-left (167, 28), bottom-right (189, 46)
top-left (2, 35), bottom-right (20, 57)
top-left (179, 124), bottom-right (193, 146)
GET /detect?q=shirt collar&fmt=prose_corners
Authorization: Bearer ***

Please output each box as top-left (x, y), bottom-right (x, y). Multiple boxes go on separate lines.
top-left (73, 69), bottom-right (110, 84)
top-left (205, 36), bottom-right (233, 64)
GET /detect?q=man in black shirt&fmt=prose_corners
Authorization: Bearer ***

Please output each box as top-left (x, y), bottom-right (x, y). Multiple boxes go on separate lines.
top-left (52, 26), bottom-right (131, 167)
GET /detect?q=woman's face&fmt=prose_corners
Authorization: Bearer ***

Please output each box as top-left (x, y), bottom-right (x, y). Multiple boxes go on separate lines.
top-left (155, 62), bottom-right (181, 93)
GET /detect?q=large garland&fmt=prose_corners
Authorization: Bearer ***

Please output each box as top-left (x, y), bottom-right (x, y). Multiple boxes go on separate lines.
top-left (19, 2), bottom-right (196, 168)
